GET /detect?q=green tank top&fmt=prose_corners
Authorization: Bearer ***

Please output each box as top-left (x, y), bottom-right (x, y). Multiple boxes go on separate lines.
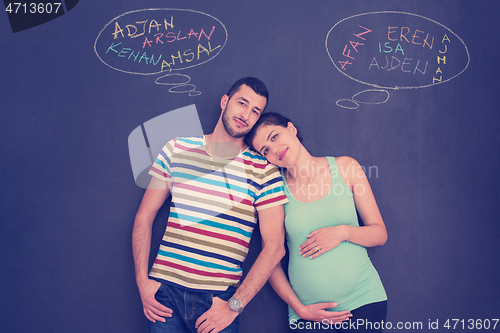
top-left (282, 157), bottom-right (387, 322)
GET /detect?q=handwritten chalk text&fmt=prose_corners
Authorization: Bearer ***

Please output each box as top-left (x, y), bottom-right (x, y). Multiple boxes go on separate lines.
top-left (387, 26), bottom-right (434, 49)
top-left (142, 26), bottom-right (216, 48)
top-left (433, 34), bottom-right (451, 83)
top-left (369, 56), bottom-right (428, 74)
top-left (338, 25), bottom-right (372, 70)
top-left (113, 17), bottom-right (174, 39)
top-left (105, 41), bottom-right (221, 71)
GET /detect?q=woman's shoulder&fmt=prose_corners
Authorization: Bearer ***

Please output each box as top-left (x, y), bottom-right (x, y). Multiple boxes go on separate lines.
top-left (332, 156), bottom-right (360, 168)
top-left (331, 156), bottom-right (364, 184)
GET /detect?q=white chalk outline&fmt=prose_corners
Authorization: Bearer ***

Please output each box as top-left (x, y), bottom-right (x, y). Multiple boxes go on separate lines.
top-left (336, 89), bottom-right (390, 109)
top-left (325, 11), bottom-right (470, 90)
top-left (155, 73), bottom-right (202, 96)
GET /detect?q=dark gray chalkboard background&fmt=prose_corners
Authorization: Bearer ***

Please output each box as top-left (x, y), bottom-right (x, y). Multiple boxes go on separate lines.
top-left (1, 1), bottom-right (499, 332)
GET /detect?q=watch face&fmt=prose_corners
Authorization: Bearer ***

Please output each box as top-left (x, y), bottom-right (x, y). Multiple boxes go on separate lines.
top-left (229, 297), bottom-right (242, 312)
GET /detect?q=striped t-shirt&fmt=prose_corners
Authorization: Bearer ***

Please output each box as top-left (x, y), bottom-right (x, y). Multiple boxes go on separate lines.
top-left (148, 136), bottom-right (288, 292)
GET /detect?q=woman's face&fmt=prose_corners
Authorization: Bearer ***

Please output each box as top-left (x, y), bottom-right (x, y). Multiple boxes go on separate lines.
top-left (251, 122), bottom-right (300, 167)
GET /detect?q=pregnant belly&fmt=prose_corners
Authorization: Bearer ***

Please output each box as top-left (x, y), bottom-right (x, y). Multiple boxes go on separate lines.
top-left (288, 242), bottom-right (371, 306)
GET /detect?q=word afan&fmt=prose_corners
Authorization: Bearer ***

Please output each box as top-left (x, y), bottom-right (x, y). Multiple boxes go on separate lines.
top-left (338, 25), bottom-right (372, 70)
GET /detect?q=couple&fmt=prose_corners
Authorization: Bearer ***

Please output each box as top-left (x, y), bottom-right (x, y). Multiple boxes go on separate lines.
top-left (132, 77), bottom-right (387, 333)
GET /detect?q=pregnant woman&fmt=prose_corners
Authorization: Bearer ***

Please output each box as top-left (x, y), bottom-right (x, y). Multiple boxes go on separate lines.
top-left (245, 113), bottom-right (388, 332)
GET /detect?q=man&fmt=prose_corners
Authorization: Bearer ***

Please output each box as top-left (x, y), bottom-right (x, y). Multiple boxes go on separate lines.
top-left (132, 77), bottom-right (288, 333)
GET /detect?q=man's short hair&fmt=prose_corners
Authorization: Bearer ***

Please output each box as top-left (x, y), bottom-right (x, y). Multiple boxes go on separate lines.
top-left (226, 77), bottom-right (269, 103)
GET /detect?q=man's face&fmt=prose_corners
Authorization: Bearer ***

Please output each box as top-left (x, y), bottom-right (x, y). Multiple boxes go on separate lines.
top-left (220, 84), bottom-right (267, 138)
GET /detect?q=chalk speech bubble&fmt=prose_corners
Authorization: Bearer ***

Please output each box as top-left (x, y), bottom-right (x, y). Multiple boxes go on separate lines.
top-left (94, 8), bottom-right (227, 75)
top-left (326, 11), bottom-right (470, 90)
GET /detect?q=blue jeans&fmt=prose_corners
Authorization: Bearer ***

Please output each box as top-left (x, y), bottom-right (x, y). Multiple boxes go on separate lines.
top-left (148, 283), bottom-right (240, 333)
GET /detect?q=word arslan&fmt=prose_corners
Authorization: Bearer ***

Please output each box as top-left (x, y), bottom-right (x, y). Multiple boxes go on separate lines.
top-left (142, 27), bottom-right (215, 49)
top-left (113, 17), bottom-right (175, 39)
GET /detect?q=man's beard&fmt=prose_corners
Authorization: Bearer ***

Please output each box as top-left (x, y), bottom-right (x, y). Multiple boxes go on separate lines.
top-left (221, 108), bottom-right (250, 138)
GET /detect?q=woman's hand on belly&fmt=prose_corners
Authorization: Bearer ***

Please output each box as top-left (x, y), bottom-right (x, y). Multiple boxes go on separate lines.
top-left (295, 302), bottom-right (352, 323)
top-left (299, 225), bottom-right (351, 259)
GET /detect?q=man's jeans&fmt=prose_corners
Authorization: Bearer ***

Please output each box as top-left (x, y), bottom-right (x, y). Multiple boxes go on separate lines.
top-left (148, 283), bottom-right (240, 333)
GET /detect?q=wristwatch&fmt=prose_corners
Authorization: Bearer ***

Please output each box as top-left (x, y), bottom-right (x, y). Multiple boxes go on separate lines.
top-left (228, 297), bottom-right (244, 313)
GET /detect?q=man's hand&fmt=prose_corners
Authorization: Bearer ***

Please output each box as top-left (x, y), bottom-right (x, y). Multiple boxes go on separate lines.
top-left (296, 302), bottom-right (352, 323)
top-left (195, 297), bottom-right (238, 333)
top-left (137, 278), bottom-right (173, 323)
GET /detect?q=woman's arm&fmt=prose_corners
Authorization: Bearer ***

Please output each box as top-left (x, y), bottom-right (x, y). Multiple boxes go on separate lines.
top-left (299, 156), bottom-right (387, 259)
top-left (268, 263), bottom-right (352, 323)
top-left (337, 156), bottom-right (387, 246)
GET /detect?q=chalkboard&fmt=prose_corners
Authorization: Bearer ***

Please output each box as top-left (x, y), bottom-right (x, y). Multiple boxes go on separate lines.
top-left (1, 1), bottom-right (499, 332)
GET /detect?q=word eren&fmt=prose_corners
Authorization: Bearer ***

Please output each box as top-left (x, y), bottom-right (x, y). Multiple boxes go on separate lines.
top-left (387, 26), bottom-right (434, 49)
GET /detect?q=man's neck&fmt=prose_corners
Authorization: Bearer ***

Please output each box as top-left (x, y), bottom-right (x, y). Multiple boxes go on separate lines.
top-left (208, 122), bottom-right (246, 147)
top-left (205, 123), bottom-right (246, 157)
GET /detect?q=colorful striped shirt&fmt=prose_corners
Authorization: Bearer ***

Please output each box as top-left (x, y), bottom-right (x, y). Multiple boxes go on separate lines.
top-left (148, 136), bottom-right (288, 292)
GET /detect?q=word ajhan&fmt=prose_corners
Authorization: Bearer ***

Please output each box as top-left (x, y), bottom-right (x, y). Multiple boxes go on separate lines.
top-left (433, 34), bottom-right (452, 83)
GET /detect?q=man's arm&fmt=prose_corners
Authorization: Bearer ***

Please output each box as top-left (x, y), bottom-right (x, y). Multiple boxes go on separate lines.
top-left (132, 177), bottom-right (173, 323)
top-left (231, 204), bottom-right (286, 305)
top-left (195, 205), bottom-right (286, 333)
